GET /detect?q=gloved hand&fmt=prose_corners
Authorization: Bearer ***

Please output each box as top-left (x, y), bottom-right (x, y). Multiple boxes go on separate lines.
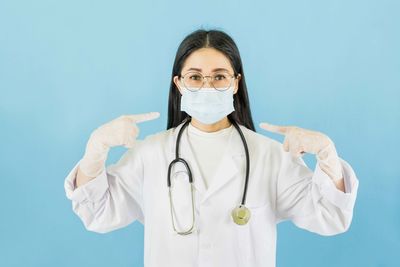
top-left (260, 122), bottom-right (343, 182)
top-left (79, 112), bottom-right (160, 177)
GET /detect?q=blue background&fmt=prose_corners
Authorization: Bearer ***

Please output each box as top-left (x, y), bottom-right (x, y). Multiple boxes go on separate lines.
top-left (1, 0), bottom-right (399, 266)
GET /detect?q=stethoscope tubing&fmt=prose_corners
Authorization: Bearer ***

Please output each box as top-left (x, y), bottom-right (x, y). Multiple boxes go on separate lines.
top-left (167, 117), bottom-right (250, 206)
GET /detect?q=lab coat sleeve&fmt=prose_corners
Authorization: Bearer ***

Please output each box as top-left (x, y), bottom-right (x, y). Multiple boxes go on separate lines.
top-left (274, 148), bottom-right (359, 236)
top-left (64, 144), bottom-right (144, 233)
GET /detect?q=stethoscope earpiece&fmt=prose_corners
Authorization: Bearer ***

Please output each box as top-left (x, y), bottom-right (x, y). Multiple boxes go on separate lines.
top-left (231, 205), bottom-right (251, 225)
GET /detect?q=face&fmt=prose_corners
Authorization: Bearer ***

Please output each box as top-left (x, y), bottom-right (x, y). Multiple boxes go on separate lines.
top-left (173, 47), bottom-right (241, 94)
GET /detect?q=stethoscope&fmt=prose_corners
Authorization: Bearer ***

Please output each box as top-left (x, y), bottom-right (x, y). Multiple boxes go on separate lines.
top-left (167, 117), bottom-right (251, 235)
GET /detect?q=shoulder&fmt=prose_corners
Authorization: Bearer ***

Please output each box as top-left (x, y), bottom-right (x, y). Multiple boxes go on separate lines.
top-left (239, 125), bottom-right (284, 155)
top-left (142, 128), bottom-right (173, 145)
top-left (127, 127), bottom-right (175, 158)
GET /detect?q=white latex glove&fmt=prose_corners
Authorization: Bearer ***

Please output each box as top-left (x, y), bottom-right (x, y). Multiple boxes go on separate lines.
top-left (260, 122), bottom-right (343, 182)
top-left (79, 112), bottom-right (160, 177)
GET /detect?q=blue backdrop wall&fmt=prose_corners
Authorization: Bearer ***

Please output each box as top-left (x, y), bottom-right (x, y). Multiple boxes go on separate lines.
top-left (1, 0), bottom-right (399, 266)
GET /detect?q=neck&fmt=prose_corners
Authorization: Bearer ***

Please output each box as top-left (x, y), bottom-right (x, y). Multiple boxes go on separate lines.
top-left (190, 117), bottom-right (232, 133)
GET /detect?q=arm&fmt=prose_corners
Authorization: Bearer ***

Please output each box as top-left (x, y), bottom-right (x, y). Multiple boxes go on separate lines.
top-left (64, 112), bottom-right (159, 232)
top-left (64, 145), bottom-right (145, 233)
top-left (275, 148), bottom-right (359, 236)
top-left (333, 177), bottom-right (345, 192)
top-left (76, 166), bottom-right (96, 188)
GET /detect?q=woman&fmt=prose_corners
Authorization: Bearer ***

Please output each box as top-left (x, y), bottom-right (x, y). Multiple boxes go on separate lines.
top-left (64, 29), bottom-right (359, 267)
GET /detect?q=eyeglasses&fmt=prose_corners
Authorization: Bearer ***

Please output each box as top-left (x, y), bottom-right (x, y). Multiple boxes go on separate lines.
top-left (179, 71), bottom-right (239, 92)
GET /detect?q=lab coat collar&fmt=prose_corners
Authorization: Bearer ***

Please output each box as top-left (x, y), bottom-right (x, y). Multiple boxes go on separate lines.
top-left (169, 120), bottom-right (246, 204)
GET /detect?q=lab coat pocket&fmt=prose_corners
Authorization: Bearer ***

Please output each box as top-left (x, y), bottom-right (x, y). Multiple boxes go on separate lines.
top-left (234, 202), bottom-right (275, 266)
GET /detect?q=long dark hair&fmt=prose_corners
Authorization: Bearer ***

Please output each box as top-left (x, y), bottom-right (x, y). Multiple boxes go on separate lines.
top-left (167, 28), bottom-right (256, 131)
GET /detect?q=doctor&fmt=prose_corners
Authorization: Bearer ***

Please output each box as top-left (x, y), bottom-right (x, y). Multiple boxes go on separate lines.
top-left (64, 29), bottom-right (359, 267)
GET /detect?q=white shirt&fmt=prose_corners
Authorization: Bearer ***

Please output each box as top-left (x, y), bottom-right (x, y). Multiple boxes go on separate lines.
top-left (64, 121), bottom-right (359, 267)
top-left (187, 122), bottom-right (234, 189)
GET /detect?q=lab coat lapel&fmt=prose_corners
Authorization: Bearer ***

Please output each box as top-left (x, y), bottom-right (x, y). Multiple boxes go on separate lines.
top-left (200, 140), bottom-right (242, 204)
top-left (170, 121), bottom-right (245, 204)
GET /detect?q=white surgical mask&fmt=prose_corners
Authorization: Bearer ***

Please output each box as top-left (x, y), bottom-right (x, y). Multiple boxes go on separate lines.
top-left (180, 86), bottom-right (235, 124)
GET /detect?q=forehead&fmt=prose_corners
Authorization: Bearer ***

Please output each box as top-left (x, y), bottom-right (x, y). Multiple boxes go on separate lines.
top-left (182, 47), bottom-right (233, 73)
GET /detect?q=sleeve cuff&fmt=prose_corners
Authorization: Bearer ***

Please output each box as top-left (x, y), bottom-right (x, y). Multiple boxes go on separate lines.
top-left (312, 157), bottom-right (359, 211)
top-left (64, 159), bottom-right (109, 203)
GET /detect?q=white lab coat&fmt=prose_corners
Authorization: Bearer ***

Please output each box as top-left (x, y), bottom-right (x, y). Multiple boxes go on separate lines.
top-left (64, 121), bottom-right (359, 267)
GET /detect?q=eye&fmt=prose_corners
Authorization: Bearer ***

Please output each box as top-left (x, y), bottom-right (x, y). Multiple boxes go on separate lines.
top-left (189, 74), bottom-right (202, 80)
top-left (214, 74), bottom-right (227, 80)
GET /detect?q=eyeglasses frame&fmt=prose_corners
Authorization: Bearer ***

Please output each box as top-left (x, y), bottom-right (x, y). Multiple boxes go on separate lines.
top-left (179, 71), bottom-right (240, 92)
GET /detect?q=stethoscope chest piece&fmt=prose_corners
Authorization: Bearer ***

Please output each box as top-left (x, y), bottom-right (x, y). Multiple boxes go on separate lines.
top-left (231, 205), bottom-right (251, 225)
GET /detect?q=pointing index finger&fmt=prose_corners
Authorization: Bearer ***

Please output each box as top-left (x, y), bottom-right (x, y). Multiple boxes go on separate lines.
top-left (259, 122), bottom-right (289, 135)
top-left (125, 112), bottom-right (160, 123)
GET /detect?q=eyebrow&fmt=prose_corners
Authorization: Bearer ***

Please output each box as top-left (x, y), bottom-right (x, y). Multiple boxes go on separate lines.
top-left (186, 67), bottom-right (230, 72)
